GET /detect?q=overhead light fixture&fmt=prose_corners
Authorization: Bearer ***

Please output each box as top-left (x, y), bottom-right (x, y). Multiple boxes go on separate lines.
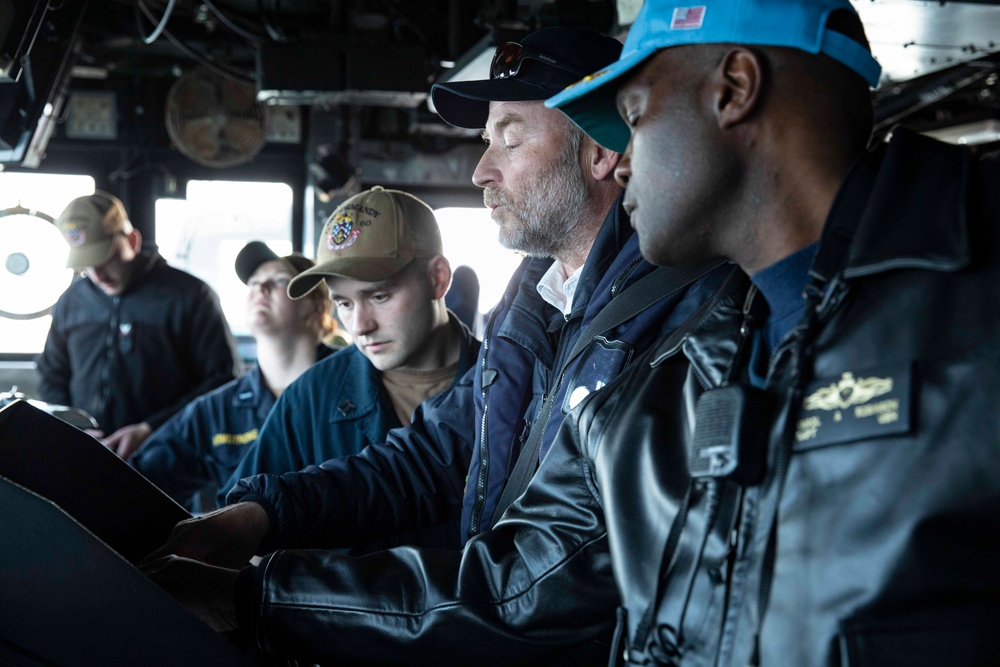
top-left (70, 66), bottom-right (109, 80)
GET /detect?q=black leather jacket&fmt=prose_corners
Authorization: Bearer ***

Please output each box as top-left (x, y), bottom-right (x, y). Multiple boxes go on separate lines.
top-left (570, 130), bottom-right (1000, 666)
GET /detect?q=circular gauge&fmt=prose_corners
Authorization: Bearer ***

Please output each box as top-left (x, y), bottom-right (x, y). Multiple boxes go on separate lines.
top-left (0, 206), bottom-right (74, 320)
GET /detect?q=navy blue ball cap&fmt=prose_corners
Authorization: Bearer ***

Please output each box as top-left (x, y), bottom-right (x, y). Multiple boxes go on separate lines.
top-left (235, 241), bottom-right (315, 286)
top-left (431, 26), bottom-right (623, 130)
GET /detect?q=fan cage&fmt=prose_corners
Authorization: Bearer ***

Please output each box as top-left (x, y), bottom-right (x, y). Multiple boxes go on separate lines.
top-left (165, 68), bottom-right (270, 169)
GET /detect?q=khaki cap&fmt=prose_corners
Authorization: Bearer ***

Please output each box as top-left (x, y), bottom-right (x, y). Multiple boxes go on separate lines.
top-left (287, 186), bottom-right (443, 299)
top-left (55, 192), bottom-right (133, 270)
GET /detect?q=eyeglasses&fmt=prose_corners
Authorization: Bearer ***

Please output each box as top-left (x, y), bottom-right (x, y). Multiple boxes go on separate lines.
top-left (248, 276), bottom-right (292, 293)
top-left (489, 42), bottom-right (587, 81)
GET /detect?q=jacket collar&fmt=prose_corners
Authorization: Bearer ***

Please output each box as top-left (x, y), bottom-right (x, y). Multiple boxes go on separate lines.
top-left (449, 312), bottom-right (480, 378)
top-left (324, 347), bottom-right (385, 424)
top-left (323, 319), bottom-right (476, 425)
top-left (121, 249), bottom-right (166, 294)
top-left (493, 256), bottom-right (562, 369)
top-left (232, 344), bottom-right (335, 410)
top-left (674, 267), bottom-right (750, 389)
top-left (834, 128), bottom-right (972, 280)
top-left (570, 192), bottom-right (632, 318)
top-left (230, 365), bottom-right (269, 410)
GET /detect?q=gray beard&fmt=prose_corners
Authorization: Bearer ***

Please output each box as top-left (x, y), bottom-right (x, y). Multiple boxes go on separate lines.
top-left (485, 144), bottom-right (590, 259)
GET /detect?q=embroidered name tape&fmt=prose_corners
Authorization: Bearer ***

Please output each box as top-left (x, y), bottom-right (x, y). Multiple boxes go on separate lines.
top-left (795, 362), bottom-right (912, 450)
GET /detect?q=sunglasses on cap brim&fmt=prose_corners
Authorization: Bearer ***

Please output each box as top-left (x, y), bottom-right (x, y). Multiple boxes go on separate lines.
top-left (489, 41), bottom-right (588, 81)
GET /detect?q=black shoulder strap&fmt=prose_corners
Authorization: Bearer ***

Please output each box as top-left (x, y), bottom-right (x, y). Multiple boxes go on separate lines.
top-left (489, 260), bottom-right (727, 527)
top-left (569, 262), bottom-right (725, 366)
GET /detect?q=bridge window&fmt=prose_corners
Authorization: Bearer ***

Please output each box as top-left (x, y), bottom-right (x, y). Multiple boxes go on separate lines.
top-left (0, 173), bottom-right (94, 356)
top-left (155, 180), bottom-right (293, 341)
top-left (434, 206), bottom-right (523, 332)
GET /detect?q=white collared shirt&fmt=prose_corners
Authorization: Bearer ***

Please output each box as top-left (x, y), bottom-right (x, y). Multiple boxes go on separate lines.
top-left (536, 261), bottom-right (583, 317)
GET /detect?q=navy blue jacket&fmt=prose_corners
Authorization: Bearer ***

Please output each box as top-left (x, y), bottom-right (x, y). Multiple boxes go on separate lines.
top-left (228, 318), bottom-right (480, 551)
top-left (464, 210), bottom-right (725, 536)
top-left (130, 345), bottom-right (334, 509)
top-left (229, 197), bottom-right (730, 556)
top-left (223, 347), bottom-right (392, 489)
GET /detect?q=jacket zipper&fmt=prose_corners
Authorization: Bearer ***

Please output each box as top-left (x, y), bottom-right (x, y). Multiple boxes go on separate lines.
top-left (764, 276), bottom-right (848, 382)
top-left (716, 278), bottom-right (850, 664)
top-left (101, 295), bottom-right (121, 426)
top-left (610, 256), bottom-right (644, 298)
top-left (472, 253), bottom-right (638, 535)
top-left (468, 296), bottom-right (507, 538)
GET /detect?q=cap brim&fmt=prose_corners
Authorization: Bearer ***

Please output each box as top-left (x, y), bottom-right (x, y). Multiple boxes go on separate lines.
top-left (66, 240), bottom-right (115, 271)
top-left (545, 47), bottom-right (657, 154)
top-left (431, 78), bottom-right (563, 129)
top-left (286, 257), bottom-right (413, 299)
top-left (286, 272), bottom-right (325, 300)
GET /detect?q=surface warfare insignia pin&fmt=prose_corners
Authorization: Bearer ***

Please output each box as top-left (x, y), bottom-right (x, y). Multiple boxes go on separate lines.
top-left (795, 364), bottom-right (912, 450)
top-left (803, 372), bottom-right (892, 412)
top-left (327, 212), bottom-right (360, 251)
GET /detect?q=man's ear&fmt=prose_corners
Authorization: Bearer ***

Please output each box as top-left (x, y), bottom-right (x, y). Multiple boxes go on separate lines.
top-left (127, 228), bottom-right (143, 252)
top-left (426, 255), bottom-right (452, 300)
top-left (710, 47), bottom-right (765, 129)
top-left (583, 136), bottom-right (622, 182)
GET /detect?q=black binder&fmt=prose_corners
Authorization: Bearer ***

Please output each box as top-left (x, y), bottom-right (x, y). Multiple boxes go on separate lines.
top-left (0, 475), bottom-right (252, 666)
top-left (0, 399), bottom-right (188, 565)
top-left (0, 400), bottom-right (253, 665)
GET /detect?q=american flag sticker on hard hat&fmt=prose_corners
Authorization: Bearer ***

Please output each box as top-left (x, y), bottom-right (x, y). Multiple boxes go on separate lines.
top-left (671, 6), bottom-right (706, 30)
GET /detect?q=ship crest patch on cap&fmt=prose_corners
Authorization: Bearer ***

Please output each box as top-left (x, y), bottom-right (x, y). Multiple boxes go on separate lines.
top-left (63, 223), bottom-right (87, 247)
top-left (327, 212), bottom-right (360, 251)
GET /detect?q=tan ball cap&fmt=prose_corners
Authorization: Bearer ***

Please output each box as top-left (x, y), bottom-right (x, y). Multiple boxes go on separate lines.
top-left (287, 186), bottom-right (443, 299)
top-left (54, 192), bottom-right (132, 270)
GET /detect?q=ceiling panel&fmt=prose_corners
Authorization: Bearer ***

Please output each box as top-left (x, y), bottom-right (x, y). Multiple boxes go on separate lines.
top-left (853, 0), bottom-right (1000, 83)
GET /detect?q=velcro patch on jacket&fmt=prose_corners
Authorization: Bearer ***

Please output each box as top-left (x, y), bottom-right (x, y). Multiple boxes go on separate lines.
top-left (562, 336), bottom-right (633, 413)
top-left (794, 363), bottom-right (912, 450)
